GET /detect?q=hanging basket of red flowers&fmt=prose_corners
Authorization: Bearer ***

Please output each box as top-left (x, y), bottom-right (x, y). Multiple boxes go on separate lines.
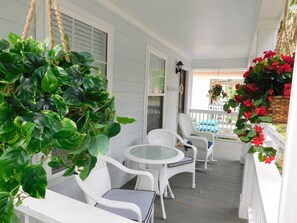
top-left (207, 83), bottom-right (227, 101)
top-left (223, 50), bottom-right (293, 163)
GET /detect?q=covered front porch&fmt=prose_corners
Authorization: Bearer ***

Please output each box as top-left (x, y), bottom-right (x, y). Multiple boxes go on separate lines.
top-left (0, 0), bottom-right (296, 222)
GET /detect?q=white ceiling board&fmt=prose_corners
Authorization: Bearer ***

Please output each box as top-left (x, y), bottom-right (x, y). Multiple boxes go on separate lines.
top-left (107, 0), bottom-right (286, 65)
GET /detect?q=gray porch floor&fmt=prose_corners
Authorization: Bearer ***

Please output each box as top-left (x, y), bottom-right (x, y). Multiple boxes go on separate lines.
top-left (124, 160), bottom-right (247, 223)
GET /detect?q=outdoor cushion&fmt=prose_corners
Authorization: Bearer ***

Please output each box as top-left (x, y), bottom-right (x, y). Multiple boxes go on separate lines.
top-left (95, 188), bottom-right (156, 223)
top-left (208, 141), bottom-right (213, 149)
top-left (198, 124), bottom-right (218, 133)
top-left (168, 156), bottom-right (194, 168)
top-left (186, 140), bottom-right (213, 150)
top-left (199, 119), bottom-right (218, 126)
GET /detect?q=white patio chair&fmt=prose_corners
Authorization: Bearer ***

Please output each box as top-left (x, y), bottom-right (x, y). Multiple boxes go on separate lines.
top-left (75, 155), bottom-right (156, 223)
top-left (178, 113), bottom-right (215, 169)
top-left (147, 129), bottom-right (197, 189)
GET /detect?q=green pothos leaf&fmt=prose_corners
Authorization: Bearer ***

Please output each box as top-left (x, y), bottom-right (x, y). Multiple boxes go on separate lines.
top-left (87, 134), bottom-right (110, 158)
top-left (0, 192), bottom-right (14, 223)
top-left (52, 94), bottom-right (68, 118)
top-left (116, 116), bottom-right (136, 124)
top-left (41, 68), bottom-right (58, 93)
top-left (21, 164), bottom-right (47, 198)
top-left (0, 146), bottom-right (30, 180)
top-left (79, 156), bottom-right (97, 180)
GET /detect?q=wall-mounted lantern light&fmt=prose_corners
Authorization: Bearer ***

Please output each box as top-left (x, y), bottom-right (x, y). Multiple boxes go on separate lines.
top-left (175, 61), bottom-right (184, 74)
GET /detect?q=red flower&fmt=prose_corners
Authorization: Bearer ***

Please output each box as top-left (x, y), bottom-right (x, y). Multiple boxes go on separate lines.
top-left (281, 54), bottom-right (294, 64)
top-left (284, 83), bottom-right (292, 98)
top-left (251, 133), bottom-right (265, 146)
top-left (268, 89), bottom-right (274, 95)
top-left (268, 95), bottom-right (273, 102)
top-left (277, 63), bottom-right (292, 75)
top-left (251, 136), bottom-right (263, 146)
top-left (253, 57), bottom-right (263, 63)
top-left (263, 50), bottom-right (276, 59)
top-left (243, 71), bottom-right (250, 78)
top-left (269, 61), bottom-right (279, 70)
top-left (243, 99), bottom-right (253, 107)
top-left (264, 156), bottom-right (275, 164)
top-left (244, 111), bottom-right (252, 120)
top-left (248, 83), bottom-right (259, 91)
top-left (235, 83), bottom-right (241, 90)
top-left (227, 109), bottom-right (232, 114)
top-left (235, 95), bottom-right (242, 103)
top-left (255, 106), bottom-right (267, 116)
top-left (254, 124), bottom-right (263, 133)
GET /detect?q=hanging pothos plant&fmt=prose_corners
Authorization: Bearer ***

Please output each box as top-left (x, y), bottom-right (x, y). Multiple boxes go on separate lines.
top-left (0, 33), bottom-right (135, 222)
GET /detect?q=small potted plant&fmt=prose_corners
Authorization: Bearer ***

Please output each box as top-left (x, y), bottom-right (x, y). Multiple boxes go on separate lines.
top-left (224, 50), bottom-right (293, 163)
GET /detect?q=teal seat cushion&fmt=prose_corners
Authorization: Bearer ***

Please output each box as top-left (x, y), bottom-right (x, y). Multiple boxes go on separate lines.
top-left (199, 119), bottom-right (218, 126)
top-left (198, 124), bottom-right (218, 133)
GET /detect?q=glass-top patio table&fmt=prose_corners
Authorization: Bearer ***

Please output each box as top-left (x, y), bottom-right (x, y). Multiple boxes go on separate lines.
top-left (124, 144), bottom-right (184, 219)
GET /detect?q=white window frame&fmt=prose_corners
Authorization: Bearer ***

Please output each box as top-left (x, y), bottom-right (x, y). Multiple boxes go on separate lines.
top-left (143, 45), bottom-right (168, 141)
top-left (35, 0), bottom-right (114, 182)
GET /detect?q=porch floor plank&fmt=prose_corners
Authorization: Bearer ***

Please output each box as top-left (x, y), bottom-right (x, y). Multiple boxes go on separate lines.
top-left (124, 160), bottom-right (247, 223)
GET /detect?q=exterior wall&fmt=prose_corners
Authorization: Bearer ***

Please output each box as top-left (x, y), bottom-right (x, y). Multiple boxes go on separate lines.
top-left (0, 0), bottom-right (31, 38)
top-left (0, 0), bottom-right (191, 198)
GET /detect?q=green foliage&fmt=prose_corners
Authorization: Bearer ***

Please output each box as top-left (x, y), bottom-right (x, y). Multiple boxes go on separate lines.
top-left (0, 33), bottom-right (135, 221)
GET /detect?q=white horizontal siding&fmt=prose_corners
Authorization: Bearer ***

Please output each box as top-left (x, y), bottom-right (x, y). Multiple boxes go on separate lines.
top-left (0, 0), bottom-right (31, 38)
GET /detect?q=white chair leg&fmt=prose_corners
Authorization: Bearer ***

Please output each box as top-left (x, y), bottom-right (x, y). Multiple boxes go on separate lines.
top-left (167, 183), bottom-right (175, 198)
top-left (150, 207), bottom-right (154, 223)
top-left (192, 171), bottom-right (196, 189)
top-left (204, 156), bottom-right (208, 169)
top-left (160, 192), bottom-right (167, 219)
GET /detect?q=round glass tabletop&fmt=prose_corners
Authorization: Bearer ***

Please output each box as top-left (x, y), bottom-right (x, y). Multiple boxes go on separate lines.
top-left (125, 144), bottom-right (184, 165)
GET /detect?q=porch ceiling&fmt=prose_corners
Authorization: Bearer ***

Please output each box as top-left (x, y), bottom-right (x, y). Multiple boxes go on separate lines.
top-left (107, 0), bottom-right (285, 67)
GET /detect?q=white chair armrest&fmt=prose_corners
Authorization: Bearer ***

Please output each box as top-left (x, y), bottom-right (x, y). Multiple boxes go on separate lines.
top-left (177, 137), bottom-right (198, 158)
top-left (100, 155), bottom-right (154, 191)
top-left (187, 135), bottom-right (208, 152)
top-left (193, 130), bottom-right (214, 142)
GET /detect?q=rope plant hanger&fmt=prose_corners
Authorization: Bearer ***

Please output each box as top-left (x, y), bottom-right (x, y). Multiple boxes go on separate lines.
top-left (22, 0), bottom-right (70, 61)
top-left (0, 0), bottom-right (135, 221)
top-left (275, 0), bottom-right (297, 55)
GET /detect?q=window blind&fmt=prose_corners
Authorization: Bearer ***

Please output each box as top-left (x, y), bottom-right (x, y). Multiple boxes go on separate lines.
top-left (52, 12), bottom-right (107, 75)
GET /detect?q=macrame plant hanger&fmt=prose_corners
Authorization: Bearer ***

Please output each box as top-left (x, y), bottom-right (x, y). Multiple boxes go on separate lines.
top-left (275, 0), bottom-right (297, 55)
top-left (22, 0), bottom-right (70, 62)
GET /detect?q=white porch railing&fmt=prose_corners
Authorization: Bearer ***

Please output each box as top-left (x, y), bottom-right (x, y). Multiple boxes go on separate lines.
top-left (240, 152), bottom-right (282, 223)
top-left (240, 124), bottom-right (285, 223)
top-left (190, 109), bottom-right (239, 138)
top-left (263, 124), bottom-right (286, 162)
top-left (15, 189), bottom-right (134, 223)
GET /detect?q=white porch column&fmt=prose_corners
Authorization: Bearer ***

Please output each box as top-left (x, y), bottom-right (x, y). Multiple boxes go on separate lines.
top-left (278, 43), bottom-right (297, 222)
top-left (256, 20), bottom-right (279, 56)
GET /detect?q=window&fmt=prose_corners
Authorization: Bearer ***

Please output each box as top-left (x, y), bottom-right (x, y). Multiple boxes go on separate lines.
top-left (52, 12), bottom-right (108, 75)
top-left (145, 48), bottom-right (167, 135)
